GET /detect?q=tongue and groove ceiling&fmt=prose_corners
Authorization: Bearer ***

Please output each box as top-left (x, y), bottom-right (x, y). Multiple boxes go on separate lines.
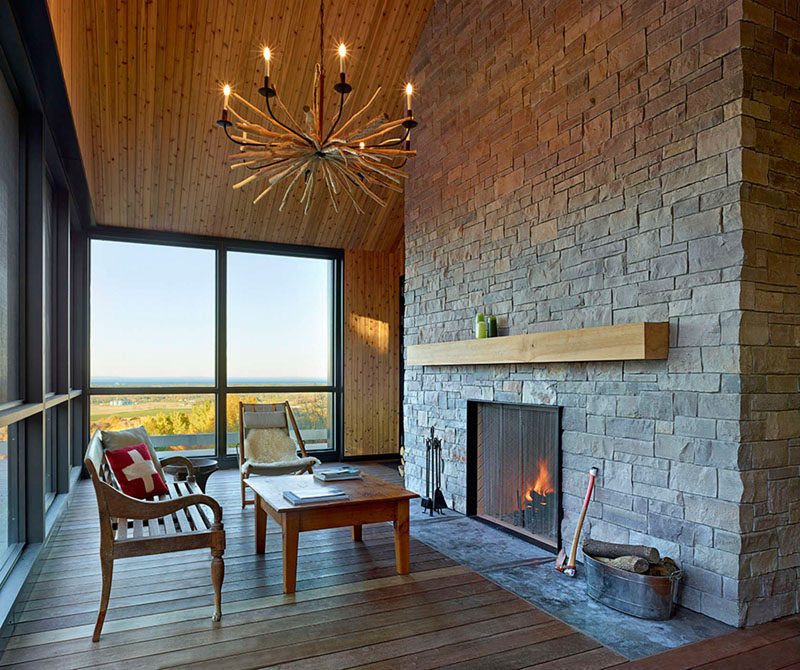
top-left (46, 0), bottom-right (433, 251)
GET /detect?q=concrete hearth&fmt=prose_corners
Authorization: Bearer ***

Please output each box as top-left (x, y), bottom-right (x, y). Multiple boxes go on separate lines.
top-left (407, 501), bottom-right (733, 659)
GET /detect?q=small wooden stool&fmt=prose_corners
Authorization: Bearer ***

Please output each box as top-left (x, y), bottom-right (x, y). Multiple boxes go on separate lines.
top-left (164, 457), bottom-right (219, 492)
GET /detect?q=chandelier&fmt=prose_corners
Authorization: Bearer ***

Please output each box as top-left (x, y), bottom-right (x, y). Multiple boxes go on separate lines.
top-left (216, 0), bottom-right (418, 215)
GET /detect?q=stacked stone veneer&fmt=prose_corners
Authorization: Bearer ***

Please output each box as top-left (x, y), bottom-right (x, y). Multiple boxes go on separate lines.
top-left (403, 0), bottom-right (800, 626)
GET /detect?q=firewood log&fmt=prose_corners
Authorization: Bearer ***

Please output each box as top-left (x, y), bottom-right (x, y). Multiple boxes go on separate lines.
top-left (596, 555), bottom-right (649, 573)
top-left (648, 557), bottom-right (680, 577)
top-left (583, 539), bottom-right (660, 564)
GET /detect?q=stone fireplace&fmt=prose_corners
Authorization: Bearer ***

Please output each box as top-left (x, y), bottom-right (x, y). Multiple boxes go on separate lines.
top-left (403, 0), bottom-right (800, 628)
top-left (467, 401), bottom-right (562, 551)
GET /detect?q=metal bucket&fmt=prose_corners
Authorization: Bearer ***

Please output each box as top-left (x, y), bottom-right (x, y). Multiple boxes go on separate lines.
top-left (584, 553), bottom-right (682, 620)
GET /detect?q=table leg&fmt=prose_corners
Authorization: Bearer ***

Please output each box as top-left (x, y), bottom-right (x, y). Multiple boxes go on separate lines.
top-left (394, 500), bottom-right (410, 575)
top-left (255, 496), bottom-right (266, 554)
top-left (352, 524), bottom-right (363, 542)
top-left (282, 514), bottom-right (299, 593)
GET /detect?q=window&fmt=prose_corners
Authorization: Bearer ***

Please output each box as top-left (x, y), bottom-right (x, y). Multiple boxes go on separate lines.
top-left (89, 238), bottom-right (341, 459)
top-left (227, 252), bottom-right (333, 386)
top-left (226, 251), bottom-right (336, 455)
top-left (44, 177), bottom-right (56, 394)
top-left (0, 64), bottom-right (19, 405)
top-left (90, 240), bottom-right (215, 386)
top-left (0, 422), bottom-right (20, 570)
top-left (45, 409), bottom-right (57, 504)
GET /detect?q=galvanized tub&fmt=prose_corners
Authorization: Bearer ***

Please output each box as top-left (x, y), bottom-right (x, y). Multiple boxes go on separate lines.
top-left (584, 553), bottom-right (682, 620)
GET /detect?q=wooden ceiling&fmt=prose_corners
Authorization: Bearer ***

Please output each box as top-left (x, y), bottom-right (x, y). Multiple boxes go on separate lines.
top-left (46, 0), bottom-right (433, 251)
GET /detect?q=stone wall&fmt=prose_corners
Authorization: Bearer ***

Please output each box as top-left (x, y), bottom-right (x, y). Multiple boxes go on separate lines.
top-left (736, 1), bottom-right (800, 626)
top-left (403, 0), bottom-right (777, 626)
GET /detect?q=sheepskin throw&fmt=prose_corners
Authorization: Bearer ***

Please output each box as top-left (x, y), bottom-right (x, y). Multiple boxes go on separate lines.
top-left (245, 427), bottom-right (299, 463)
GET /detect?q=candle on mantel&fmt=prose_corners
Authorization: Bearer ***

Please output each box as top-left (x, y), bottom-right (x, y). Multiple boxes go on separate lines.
top-left (405, 82), bottom-right (413, 112)
top-left (338, 43), bottom-right (346, 75)
top-left (223, 84), bottom-right (231, 110)
top-left (263, 47), bottom-right (271, 77)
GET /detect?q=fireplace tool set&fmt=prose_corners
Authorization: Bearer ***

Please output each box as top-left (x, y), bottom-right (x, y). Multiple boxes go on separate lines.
top-left (421, 427), bottom-right (448, 515)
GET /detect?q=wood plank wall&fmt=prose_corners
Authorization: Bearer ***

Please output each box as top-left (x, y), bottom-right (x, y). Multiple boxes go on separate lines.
top-left (343, 248), bottom-right (403, 457)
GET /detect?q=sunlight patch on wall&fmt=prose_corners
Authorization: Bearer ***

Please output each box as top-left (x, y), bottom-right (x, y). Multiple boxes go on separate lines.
top-left (349, 314), bottom-right (390, 353)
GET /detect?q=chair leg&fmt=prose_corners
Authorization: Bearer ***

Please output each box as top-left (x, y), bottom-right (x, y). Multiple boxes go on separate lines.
top-left (92, 555), bottom-right (113, 642)
top-left (241, 473), bottom-right (247, 509)
top-left (211, 551), bottom-right (224, 622)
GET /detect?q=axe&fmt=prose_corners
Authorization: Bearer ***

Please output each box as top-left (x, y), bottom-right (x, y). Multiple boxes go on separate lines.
top-left (555, 466), bottom-right (598, 577)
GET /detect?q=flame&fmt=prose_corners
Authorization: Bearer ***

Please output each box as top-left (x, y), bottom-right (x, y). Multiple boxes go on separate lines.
top-left (527, 459), bottom-right (554, 498)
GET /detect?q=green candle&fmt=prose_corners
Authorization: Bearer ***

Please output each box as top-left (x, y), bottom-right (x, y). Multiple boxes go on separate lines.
top-left (476, 320), bottom-right (487, 338)
top-left (475, 312), bottom-right (485, 338)
top-left (487, 315), bottom-right (497, 337)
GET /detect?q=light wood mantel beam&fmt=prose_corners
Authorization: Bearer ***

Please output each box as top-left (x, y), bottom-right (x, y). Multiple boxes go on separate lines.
top-left (406, 322), bottom-right (669, 366)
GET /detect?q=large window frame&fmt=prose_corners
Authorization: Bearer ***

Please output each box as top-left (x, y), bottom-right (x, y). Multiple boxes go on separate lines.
top-left (87, 228), bottom-right (344, 465)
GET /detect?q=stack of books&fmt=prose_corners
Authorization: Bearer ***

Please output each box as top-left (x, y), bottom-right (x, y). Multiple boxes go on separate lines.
top-left (314, 466), bottom-right (362, 482)
top-left (283, 487), bottom-right (349, 505)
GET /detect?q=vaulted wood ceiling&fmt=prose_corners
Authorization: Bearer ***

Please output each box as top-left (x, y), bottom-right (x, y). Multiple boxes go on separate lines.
top-left (46, 0), bottom-right (433, 251)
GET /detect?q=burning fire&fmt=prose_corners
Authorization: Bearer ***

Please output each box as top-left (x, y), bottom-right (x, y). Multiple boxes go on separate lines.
top-left (525, 460), bottom-right (554, 500)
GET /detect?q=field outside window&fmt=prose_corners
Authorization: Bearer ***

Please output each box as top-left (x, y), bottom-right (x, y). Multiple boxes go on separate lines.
top-left (90, 394), bottom-right (215, 457)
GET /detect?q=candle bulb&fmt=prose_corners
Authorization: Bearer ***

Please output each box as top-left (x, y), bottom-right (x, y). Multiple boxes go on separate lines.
top-left (405, 82), bottom-right (413, 113)
top-left (263, 47), bottom-right (271, 77)
top-left (223, 83), bottom-right (231, 110)
top-left (359, 141), bottom-right (365, 150)
top-left (338, 43), bottom-right (346, 75)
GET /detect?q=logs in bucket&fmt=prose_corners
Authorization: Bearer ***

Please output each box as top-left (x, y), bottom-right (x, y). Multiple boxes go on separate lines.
top-left (582, 539), bottom-right (682, 620)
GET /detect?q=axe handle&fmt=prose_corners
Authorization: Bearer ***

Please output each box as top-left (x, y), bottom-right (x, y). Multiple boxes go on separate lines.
top-left (567, 468), bottom-right (597, 568)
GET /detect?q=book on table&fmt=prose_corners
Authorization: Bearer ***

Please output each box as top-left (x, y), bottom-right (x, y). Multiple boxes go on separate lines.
top-left (283, 487), bottom-right (349, 505)
top-left (314, 466), bottom-right (362, 482)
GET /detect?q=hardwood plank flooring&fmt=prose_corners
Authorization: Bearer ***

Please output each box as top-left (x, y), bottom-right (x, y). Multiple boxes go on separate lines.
top-left (3, 462), bottom-right (799, 669)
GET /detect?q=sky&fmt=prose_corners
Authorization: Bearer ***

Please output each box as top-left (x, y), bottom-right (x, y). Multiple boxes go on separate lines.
top-left (90, 240), bottom-right (331, 383)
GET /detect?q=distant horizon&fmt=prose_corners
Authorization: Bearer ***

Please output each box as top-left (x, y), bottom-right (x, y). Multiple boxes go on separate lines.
top-left (90, 375), bottom-right (328, 386)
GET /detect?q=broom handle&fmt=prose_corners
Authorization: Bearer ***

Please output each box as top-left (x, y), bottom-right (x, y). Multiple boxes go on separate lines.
top-left (567, 467), bottom-right (598, 568)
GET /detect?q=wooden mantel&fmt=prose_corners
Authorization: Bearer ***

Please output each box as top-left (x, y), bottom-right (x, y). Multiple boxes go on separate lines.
top-left (407, 322), bottom-right (669, 366)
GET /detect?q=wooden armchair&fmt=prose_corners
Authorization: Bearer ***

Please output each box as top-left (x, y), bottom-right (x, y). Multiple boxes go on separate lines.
top-left (84, 431), bottom-right (225, 642)
top-left (238, 401), bottom-right (320, 508)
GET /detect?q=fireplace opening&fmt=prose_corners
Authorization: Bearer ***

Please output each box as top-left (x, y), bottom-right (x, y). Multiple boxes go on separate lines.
top-left (466, 401), bottom-right (562, 552)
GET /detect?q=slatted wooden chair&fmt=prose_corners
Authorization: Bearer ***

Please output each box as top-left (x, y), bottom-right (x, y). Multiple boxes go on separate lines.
top-left (238, 401), bottom-right (320, 508)
top-left (84, 430), bottom-right (225, 642)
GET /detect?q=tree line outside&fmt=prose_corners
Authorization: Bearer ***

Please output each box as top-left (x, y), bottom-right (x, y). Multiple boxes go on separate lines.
top-left (89, 392), bottom-right (330, 451)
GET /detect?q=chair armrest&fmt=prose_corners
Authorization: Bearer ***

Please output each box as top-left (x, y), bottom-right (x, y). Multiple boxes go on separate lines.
top-left (159, 455), bottom-right (196, 481)
top-left (99, 480), bottom-right (223, 524)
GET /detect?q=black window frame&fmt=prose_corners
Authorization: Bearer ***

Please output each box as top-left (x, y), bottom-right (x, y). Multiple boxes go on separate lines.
top-left (87, 227), bottom-right (344, 466)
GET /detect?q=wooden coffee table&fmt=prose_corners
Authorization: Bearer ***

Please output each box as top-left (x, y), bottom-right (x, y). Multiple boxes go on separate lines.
top-left (246, 474), bottom-right (419, 593)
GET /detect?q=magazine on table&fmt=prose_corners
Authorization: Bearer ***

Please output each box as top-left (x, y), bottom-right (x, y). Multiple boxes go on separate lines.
top-left (314, 466), bottom-right (362, 482)
top-left (283, 487), bottom-right (349, 505)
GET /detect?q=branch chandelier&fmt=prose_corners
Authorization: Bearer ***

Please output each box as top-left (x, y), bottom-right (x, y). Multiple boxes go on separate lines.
top-left (216, 0), bottom-right (418, 215)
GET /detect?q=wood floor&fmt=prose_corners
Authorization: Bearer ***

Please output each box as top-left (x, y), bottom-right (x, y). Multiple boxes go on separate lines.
top-left (0, 463), bottom-right (798, 669)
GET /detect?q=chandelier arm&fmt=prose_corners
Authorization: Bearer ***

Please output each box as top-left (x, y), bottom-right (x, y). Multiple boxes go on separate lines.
top-left (348, 119), bottom-right (406, 145)
top-left (264, 93), bottom-right (316, 148)
top-left (355, 161), bottom-right (406, 185)
top-left (322, 90), bottom-right (347, 146)
top-left (279, 160), bottom-right (312, 211)
top-left (341, 165), bottom-right (387, 206)
top-left (365, 126), bottom-right (410, 148)
top-left (223, 124), bottom-right (268, 148)
top-left (241, 156), bottom-right (296, 171)
top-left (321, 163), bottom-right (340, 211)
top-left (329, 87), bottom-right (382, 142)
top-left (357, 168), bottom-right (404, 192)
top-left (329, 164), bottom-right (365, 214)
